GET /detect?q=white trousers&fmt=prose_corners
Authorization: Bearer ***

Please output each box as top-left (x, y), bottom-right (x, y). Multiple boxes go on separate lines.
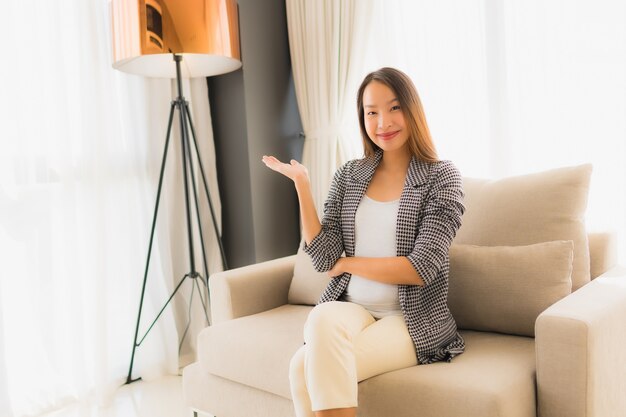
top-left (289, 301), bottom-right (418, 416)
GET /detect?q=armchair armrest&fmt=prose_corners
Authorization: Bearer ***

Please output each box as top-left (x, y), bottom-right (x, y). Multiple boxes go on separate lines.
top-left (535, 265), bottom-right (626, 417)
top-left (209, 255), bottom-right (296, 324)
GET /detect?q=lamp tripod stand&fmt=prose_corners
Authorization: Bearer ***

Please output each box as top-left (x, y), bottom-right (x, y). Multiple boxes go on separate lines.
top-left (126, 54), bottom-right (228, 384)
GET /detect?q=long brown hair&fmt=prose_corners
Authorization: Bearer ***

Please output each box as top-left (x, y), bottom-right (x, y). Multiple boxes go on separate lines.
top-left (356, 67), bottom-right (438, 162)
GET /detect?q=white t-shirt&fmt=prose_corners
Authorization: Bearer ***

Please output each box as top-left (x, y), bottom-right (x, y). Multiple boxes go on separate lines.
top-left (343, 194), bottom-right (403, 319)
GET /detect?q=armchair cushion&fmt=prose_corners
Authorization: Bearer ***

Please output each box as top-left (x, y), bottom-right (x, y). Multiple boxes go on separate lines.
top-left (358, 331), bottom-right (536, 417)
top-left (453, 164), bottom-right (592, 290)
top-left (448, 240), bottom-right (574, 336)
top-left (288, 245), bottom-right (332, 305)
top-left (198, 304), bottom-right (311, 399)
top-left (196, 304), bottom-right (538, 417)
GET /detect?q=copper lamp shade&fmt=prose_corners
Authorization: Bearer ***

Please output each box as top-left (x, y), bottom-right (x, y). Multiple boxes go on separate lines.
top-left (110, 0), bottom-right (241, 78)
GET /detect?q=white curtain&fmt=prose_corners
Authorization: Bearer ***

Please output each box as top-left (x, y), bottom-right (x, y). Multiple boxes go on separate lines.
top-left (0, 1), bottom-right (222, 416)
top-left (295, 0), bottom-right (625, 263)
top-left (285, 0), bottom-right (372, 211)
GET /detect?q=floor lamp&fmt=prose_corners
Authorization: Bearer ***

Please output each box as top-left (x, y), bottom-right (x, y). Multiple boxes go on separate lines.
top-left (110, 0), bottom-right (241, 384)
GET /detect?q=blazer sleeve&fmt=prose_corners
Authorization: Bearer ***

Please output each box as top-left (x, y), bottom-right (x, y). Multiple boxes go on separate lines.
top-left (406, 160), bottom-right (465, 287)
top-left (302, 162), bottom-right (350, 272)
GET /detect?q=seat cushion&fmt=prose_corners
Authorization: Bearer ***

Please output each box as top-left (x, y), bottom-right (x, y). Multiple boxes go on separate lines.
top-left (183, 362), bottom-right (296, 417)
top-left (198, 304), bottom-right (312, 399)
top-left (199, 305), bottom-right (536, 417)
top-left (454, 164), bottom-right (592, 290)
top-left (358, 331), bottom-right (537, 417)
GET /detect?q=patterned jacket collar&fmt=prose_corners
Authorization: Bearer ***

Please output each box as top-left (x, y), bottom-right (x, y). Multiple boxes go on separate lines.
top-left (350, 149), bottom-right (433, 187)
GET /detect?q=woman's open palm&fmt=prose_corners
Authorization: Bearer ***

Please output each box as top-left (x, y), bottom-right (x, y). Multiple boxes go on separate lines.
top-left (262, 155), bottom-right (309, 183)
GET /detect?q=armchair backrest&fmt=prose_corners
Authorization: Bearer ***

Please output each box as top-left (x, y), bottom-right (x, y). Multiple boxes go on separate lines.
top-left (588, 231), bottom-right (618, 279)
top-left (288, 164), bottom-right (613, 337)
top-left (453, 164), bottom-right (593, 290)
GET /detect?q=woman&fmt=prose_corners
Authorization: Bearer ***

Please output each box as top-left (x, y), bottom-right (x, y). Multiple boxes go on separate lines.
top-left (262, 67), bottom-right (465, 417)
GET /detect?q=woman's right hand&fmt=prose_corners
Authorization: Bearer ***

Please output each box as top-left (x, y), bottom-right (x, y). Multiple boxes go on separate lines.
top-left (262, 155), bottom-right (310, 185)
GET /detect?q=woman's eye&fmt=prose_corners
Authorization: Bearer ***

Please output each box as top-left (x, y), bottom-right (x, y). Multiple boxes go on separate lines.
top-left (367, 111), bottom-right (377, 116)
top-left (391, 105), bottom-right (401, 111)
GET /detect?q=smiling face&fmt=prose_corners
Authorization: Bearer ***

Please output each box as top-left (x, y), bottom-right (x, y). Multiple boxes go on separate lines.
top-left (362, 81), bottom-right (410, 155)
top-left (356, 67), bottom-right (439, 162)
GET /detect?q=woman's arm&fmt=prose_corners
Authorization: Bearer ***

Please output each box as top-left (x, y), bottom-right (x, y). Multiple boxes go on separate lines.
top-left (328, 160), bottom-right (464, 287)
top-left (328, 256), bottom-right (425, 286)
top-left (406, 160), bottom-right (465, 286)
top-left (262, 156), bottom-right (345, 271)
top-left (261, 156), bottom-right (321, 244)
top-left (293, 177), bottom-right (322, 245)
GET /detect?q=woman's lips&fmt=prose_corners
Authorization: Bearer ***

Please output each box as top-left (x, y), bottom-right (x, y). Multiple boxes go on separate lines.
top-left (377, 130), bottom-right (400, 140)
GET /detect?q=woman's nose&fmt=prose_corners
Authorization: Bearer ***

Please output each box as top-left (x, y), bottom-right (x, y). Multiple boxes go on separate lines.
top-left (378, 114), bottom-right (388, 129)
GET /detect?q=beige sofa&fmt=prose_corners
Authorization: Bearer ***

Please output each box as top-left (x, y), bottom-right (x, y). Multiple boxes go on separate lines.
top-left (183, 164), bottom-right (626, 417)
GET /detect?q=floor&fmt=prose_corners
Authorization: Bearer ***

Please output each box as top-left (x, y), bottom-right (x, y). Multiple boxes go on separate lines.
top-left (38, 376), bottom-right (212, 417)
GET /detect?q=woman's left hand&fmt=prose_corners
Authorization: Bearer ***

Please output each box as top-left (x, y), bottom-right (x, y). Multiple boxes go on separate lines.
top-left (327, 257), bottom-right (347, 278)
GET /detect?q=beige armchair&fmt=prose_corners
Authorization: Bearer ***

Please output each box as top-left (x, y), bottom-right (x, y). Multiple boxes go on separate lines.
top-left (183, 164), bottom-right (626, 417)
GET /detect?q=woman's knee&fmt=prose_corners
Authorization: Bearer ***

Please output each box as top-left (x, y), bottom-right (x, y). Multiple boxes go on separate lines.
top-left (304, 301), bottom-right (374, 344)
top-left (304, 302), bottom-right (344, 340)
top-left (307, 302), bottom-right (344, 324)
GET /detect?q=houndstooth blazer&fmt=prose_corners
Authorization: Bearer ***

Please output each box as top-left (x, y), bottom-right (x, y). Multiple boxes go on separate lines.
top-left (303, 149), bottom-right (465, 364)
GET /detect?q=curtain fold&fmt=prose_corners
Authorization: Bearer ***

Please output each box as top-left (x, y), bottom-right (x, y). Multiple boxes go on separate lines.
top-left (287, 0), bottom-right (625, 263)
top-left (369, 0), bottom-right (626, 263)
top-left (0, 1), bottom-right (222, 415)
top-left (285, 0), bottom-right (372, 212)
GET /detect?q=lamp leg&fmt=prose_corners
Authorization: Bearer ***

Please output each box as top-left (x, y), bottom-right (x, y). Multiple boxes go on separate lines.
top-left (183, 100), bottom-right (228, 312)
top-left (126, 101), bottom-right (177, 385)
top-left (184, 101), bottom-right (229, 271)
top-left (179, 101), bottom-right (211, 327)
top-left (181, 102), bottom-right (210, 280)
top-left (178, 278), bottom-right (196, 352)
top-left (177, 89), bottom-right (198, 278)
top-left (193, 277), bottom-right (210, 324)
top-left (134, 272), bottom-right (192, 349)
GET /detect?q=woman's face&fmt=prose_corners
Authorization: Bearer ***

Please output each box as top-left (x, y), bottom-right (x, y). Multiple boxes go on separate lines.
top-left (362, 81), bottom-right (409, 154)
